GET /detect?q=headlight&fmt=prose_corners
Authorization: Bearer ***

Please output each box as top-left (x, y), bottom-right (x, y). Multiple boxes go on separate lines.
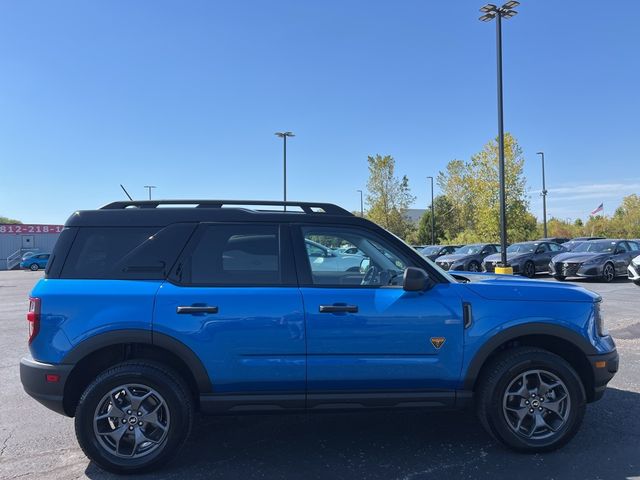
top-left (594, 301), bottom-right (608, 337)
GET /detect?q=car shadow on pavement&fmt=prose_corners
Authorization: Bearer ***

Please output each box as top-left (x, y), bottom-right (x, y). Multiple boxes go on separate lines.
top-left (84, 387), bottom-right (640, 480)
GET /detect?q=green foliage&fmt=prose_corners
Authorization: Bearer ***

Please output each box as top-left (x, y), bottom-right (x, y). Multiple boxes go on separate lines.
top-left (415, 195), bottom-right (455, 244)
top-left (437, 133), bottom-right (537, 243)
top-left (365, 154), bottom-right (416, 239)
top-left (0, 216), bottom-right (22, 224)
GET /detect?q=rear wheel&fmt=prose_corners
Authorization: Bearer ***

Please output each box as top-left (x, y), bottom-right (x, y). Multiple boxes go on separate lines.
top-left (602, 263), bottom-right (615, 283)
top-left (75, 361), bottom-right (193, 474)
top-left (553, 275), bottom-right (566, 281)
top-left (523, 261), bottom-right (536, 279)
top-left (476, 347), bottom-right (586, 452)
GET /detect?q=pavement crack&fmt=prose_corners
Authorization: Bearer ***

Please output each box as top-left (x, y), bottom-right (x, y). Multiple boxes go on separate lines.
top-left (0, 428), bottom-right (15, 457)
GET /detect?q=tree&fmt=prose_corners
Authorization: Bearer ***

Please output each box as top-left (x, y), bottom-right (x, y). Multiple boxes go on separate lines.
top-left (415, 195), bottom-right (456, 244)
top-left (365, 154), bottom-right (415, 239)
top-left (0, 216), bottom-right (22, 224)
top-left (437, 133), bottom-right (537, 243)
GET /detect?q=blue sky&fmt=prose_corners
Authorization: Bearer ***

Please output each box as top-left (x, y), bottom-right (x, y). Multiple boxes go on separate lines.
top-left (1, 0), bottom-right (638, 224)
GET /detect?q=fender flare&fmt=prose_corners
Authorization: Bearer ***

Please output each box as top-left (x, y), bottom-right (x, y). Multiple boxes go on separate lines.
top-left (463, 322), bottom-right (597, 390)
top-left (62, 329), bottom-right (212, 393)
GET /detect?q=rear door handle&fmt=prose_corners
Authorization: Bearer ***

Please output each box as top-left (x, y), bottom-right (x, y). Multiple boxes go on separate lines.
top-left (176, 305), bottom-right (219, 314)
top-left (319, 304), bottom-right (358, 313)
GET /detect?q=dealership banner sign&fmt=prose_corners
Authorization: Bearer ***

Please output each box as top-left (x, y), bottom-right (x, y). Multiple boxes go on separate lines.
top-left (0, 224), bottom-right (64, 234)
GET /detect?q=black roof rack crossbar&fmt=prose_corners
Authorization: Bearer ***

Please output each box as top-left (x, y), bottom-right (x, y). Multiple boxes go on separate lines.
top-left (100, 200), bottom-right (353, 216)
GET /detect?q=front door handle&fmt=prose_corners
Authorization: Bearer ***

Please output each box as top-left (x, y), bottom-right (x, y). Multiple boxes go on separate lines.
top-left (319, 304), bottom-right (358, 313)
top-left (176, 305), bottom-right (219, 314)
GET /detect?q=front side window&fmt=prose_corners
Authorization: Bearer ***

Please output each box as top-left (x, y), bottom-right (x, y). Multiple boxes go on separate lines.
top-left (301, 226), bottom-right (412, 287)
top-left (507, 243), bottom-right (536, 254)
top-left (183, 224), bottom-right (281, 285)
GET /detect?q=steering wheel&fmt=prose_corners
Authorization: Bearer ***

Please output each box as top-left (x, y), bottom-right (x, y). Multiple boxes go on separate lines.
top-left (361, 265), bottom-right (380, 285)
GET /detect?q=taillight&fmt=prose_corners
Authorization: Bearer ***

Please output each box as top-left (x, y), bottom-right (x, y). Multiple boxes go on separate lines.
top-left (27, 297), bottom-right (41, 345)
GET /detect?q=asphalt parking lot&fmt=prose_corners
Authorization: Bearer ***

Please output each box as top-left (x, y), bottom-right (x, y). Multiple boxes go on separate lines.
top-left (1, 270), bottom-right (638, 480)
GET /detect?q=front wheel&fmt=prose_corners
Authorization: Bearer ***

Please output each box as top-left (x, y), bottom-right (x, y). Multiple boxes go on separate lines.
top-left (476, 347), bottom-right (586, 452)
top-left (634, 279), bottom-right (640, 287)
top-left (523, 261), bottom-right (536, 279)
top-left (602, 263), bottom-right (615, 283)
top-left (553, 275), bottom-right (566, 281)
top-left (29, 263), bottom-right (39, 271)
top-left (75, 361), bottom-right (193, 474)
top-left (468, 261), bottom-right (481, 272)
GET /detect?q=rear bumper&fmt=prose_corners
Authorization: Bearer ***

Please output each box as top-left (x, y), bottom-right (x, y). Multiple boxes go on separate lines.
top-left (588, 349), bottom-right (619, 402)
top-left (20, 355), bottom-right (73, 416)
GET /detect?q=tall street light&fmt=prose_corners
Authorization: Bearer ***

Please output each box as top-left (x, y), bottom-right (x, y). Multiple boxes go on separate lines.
top-left (480, 0), bottom-right (519, 274)
top-left (357, 189), bottom-right (364, 217)
top-left (427, 176), bottom-right (435, 245)
top-left (537, 151), bottom-right (548, 238)
top-left (144, 185), bottom-right (156, 200)
top-left (275, 131), bottom-right (295, 210)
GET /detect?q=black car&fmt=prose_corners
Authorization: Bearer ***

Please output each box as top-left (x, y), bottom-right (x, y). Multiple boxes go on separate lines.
top-left (435, 243), bottom-right (501, 272)
top-left (419, 245), bottom-right (461, 261)
top-left (483, 241), bottom-right (566, 278)
top-left (539, 237), bottom-right (570, 244)
top-left (562, 237), bottom-right (605, 251)
top-left (550, 239), bottom-right (640, 282)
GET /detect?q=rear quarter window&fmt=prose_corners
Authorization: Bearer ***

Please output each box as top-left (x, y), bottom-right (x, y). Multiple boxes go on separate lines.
top-left (60, 224), bottom-right (196, 279)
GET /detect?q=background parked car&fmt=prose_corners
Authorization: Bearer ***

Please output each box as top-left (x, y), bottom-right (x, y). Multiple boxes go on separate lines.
top-left (435, 243), bottom-right (501, 272)
top-left (20, 253), bottom-right (50, 271)
top-left (538, 236), bottom-right (570, 244)
top-left (562, 237), bottom-right (605, 251)
top-left (305, 239), bottom-right (364, 272)
top-left (483, 241), bottom-right (566, 278)
top-left (550, 239), bottom-right (640, 282)
top-left (419, 245), bottom-right (461, 261)
top-left (628, 254), bottom-right (640, 286)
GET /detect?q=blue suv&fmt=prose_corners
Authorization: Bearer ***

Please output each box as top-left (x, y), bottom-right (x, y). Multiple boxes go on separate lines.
top-left (20, 200), bottom-right (618, 474)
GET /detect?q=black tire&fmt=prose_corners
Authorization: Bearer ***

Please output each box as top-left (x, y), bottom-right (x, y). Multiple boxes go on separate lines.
top-left (634, 279), bottom-right (640, 287)
top-left (602, 263), bottom-right (615, 283)
top-left (29, 263), bottom-right (39, 271)
top-left (476, 347), bottom-right (586, 453)
top-left (468, 261), bottom-right (481, 272)
top-left (553, 275), bottom-right (566, 281)
top-left (75, 361), bottom-right (193, 474)
top-left (523, 261), bottom-right (536, 279)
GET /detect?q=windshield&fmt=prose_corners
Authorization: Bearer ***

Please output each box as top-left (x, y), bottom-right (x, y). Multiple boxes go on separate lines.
top-left (454, 244), bottom-right (483, 255)
top-left (420, 246), bottom-right (440, 255)
top-left (507, 243), bottom-right (536, 254)
top-left (573, 241), bottom-right (616, 253)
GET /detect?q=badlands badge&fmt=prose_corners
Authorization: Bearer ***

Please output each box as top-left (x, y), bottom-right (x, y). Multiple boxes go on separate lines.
top-left (430, 337), bottom-right (446, 349)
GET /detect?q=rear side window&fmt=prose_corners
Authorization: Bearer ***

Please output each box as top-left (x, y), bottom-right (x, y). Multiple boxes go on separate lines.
top-left (178, 224), bottom-right (282, 286)
top-left (60, 224), bottom-right (195, 279)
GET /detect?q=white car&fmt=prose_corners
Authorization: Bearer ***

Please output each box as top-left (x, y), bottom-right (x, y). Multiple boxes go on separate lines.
top-left (306, 239), bottom-right (364, 272)
top-left (628, 254), bottom-right (640, 286)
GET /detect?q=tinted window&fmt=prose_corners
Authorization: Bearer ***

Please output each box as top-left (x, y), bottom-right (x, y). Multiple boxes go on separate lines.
top-left (183, 224), bottom-right (281, 285)
top-left (61, 224), bottom-right (195, 279)
top-left (549, 243), bottom-right (563, 252)
top-left (617, 242), bottom-right (629, 253)
top-left (536, 243), bottom-right (550, 253)
top-left (629, 241), bottom-right (640, 252)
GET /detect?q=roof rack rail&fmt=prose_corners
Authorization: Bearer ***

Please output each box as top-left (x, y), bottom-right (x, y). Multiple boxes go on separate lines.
top-left (100, 200), bottom-right (353, 216)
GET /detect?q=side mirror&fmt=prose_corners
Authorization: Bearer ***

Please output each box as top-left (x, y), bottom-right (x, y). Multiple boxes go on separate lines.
top-left (403, 267), bottom-right (432, 292)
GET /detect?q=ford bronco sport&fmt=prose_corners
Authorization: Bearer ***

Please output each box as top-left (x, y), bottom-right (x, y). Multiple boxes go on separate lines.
top-left (20, 200), bottom-right (618, 473)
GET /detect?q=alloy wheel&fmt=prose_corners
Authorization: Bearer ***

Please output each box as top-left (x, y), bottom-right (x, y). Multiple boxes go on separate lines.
top-left (603, 264), bottom-right (615, 282)
top-left (93, 384), bottom-right (170, 459)
top-left (502, 369), bottom-right (571, 440)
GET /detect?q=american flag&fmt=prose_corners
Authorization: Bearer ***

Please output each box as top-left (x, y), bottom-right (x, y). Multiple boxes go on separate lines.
top-left (590, 203), bottom-right (604, 216)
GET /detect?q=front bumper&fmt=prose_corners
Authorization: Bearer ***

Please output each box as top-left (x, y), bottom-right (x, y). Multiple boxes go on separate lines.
top-left (20, 355), bottom-right (73, 416)
top-left (587, 349), bottom-right (619, 402)
top-left (628, 263), bottom-right (640, 281)
top-left (549, 261), bottom-right (602, 278)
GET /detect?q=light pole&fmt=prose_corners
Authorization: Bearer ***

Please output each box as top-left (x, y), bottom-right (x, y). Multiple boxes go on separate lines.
top-left (537, 151), bottom-right (548, 238)
top-left (144, 185), bottom-right (156, 200)
top-left (480, 1), bottom-right (519, 274)
top-left (357, 190), bottom-right (364, 217)
top-left (275, 131), bottom-right (295, 210)
top-left (427, 176), bottom-right (435, 245)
